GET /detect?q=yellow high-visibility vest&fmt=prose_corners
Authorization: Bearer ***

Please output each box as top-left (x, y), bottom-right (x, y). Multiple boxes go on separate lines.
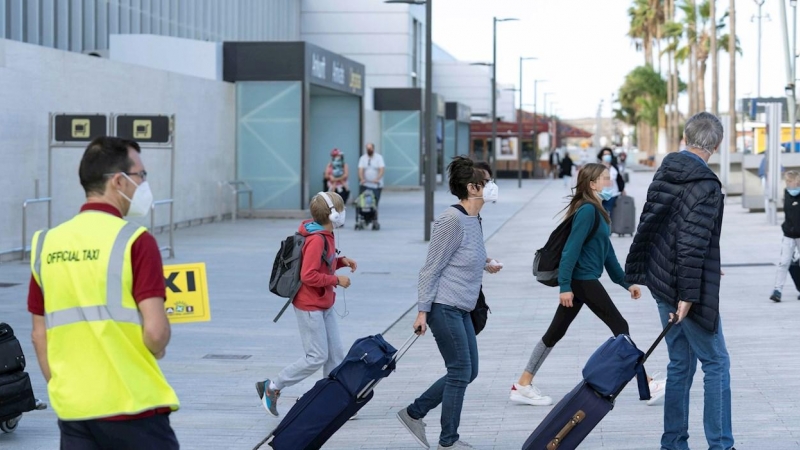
top-left (31, 210), bottom-right (179, 420)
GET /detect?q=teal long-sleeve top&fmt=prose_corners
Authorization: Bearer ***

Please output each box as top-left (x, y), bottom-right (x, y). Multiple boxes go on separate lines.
top-left (558, 203), bottom-right (631, 293)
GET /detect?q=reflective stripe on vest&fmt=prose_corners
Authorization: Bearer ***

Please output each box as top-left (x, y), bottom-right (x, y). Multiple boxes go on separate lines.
top-left (33, 230), bottom-right (47, 297)
top-left (36, 222), bottom-right (143, 329)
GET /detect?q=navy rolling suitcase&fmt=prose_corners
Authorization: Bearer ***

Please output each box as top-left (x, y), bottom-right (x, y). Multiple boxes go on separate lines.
top-left (789, 256), bottom-right (800, 292)
top-left (256, 331), bottom-right (420, 450)
top-left (522, 320), bottom-right (674, 450)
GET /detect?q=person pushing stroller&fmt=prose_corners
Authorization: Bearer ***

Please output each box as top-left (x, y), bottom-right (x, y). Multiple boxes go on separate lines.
top-left (357, 143), bottom-right (385, 230)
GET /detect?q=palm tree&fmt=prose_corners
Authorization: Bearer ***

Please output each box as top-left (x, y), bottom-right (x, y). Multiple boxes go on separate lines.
top-left (695, 3), bottom-right (740, 112)
top-left (728, 0), bottom-right (736, 152)
top-left (710, 0), bottom-right (718, 115)
top-left (618, 65), bottom-right (670, 155)
top-left (666, 1), bottom-right (740, 113)
top-left (628, 0), bottom-right (654, 66)
top-left (628, 0), bottom-right (665, 67)
top-left (628, 0), bottom-right (667, 153)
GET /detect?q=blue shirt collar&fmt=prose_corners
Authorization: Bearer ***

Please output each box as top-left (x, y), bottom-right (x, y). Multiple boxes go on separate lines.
top-left (681, 149), bottom-right (708, 166)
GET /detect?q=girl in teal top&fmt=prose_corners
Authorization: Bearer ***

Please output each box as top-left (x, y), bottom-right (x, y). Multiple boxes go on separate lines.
top-left (509, 163), bottom-right (663, 407)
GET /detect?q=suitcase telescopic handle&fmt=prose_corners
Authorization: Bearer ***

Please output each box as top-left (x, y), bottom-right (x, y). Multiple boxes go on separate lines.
top-left (357, 328), bottom-right (423, 400)
top-left (642, 318), bottom-right (675, 364)
top-left (385, 327), bottom-right (423, 368)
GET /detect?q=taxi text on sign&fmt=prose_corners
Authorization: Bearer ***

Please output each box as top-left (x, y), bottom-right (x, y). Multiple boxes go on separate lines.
top-left (163, 263), bottom-right (210, 323)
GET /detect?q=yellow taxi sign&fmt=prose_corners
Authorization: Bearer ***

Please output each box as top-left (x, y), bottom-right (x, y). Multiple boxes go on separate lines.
top-left (163, 262), bottom-right (210, 324)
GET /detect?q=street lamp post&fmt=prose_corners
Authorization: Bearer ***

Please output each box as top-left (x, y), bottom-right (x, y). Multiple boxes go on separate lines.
top-left (491, 17), bottom-right (519, 177)
top-left (752, 0), bottom-right (769, 97)
top-left (469, 62), bottom-right (493, 163)
top-left (385, 0), bottom-right (433, 240)
top-left (792, 0), bottom-right (798, 155)
top-left (549, 102), bottom-right (558, 150)
top-left (532, 80), bottom-right (546, 177)
top-left (517, 56), bottom-right (537, 188)
top-left (543, 92), bottom-right (554, 152)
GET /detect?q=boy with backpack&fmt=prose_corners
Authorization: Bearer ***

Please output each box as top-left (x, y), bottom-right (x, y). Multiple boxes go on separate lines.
top-left (257, 191), bottom-right (357, 417)
top-left (771, 170), bottom-right (800, 302)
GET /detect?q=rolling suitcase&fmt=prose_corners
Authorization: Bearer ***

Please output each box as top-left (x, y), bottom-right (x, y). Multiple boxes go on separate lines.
top-left (789, 254), bottom-right (800, 292)
top-left (0, 323), bottom-right (47, 434)
top-left (611, 195), bottom-right (636, 236)
top-left (522, 320), bottom-right (674, 450)
top-left (255, 330), bottom-right (421, 450)
top-left (0, 323), bottom-right (26, 375)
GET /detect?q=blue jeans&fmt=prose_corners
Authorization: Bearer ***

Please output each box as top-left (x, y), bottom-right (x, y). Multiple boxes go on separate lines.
top-left (602, 195), bottom-right (618, 218)
top-left (407, 303), bottom-right (479, 447)
top-left (656, 300), bottom-right (734, 450)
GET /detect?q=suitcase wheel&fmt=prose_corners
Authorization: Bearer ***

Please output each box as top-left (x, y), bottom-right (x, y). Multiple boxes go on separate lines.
top-left (0, 415), bottom-right (21, 433)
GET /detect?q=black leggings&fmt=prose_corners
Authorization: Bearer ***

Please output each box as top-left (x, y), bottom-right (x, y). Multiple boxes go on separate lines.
top-left (541, 279), bottom-right (629, 347)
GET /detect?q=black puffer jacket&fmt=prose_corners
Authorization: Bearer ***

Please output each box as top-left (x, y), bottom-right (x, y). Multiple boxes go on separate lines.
top-left (625, 152), bottom-right (724, 332)
top-left (782, 191), bottom-right (800, 238)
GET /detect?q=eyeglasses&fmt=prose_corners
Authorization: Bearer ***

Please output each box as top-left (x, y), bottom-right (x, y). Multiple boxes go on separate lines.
top-left (105, 170), bottom-right (148, 181)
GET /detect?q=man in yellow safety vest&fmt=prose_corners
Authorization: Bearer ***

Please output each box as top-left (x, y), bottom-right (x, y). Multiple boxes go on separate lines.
top-left (28, 136), bottom-right (180, 449)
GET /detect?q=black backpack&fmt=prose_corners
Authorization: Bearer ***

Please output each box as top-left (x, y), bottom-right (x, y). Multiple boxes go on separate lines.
top-left (532, 207), bottom-right (601, 287)
top-left (269, 233), bottom-right (331, 322)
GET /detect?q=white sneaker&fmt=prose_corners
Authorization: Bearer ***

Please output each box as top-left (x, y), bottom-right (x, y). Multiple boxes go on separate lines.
top-left (647, 377), bottom-right (666, 406)
top-left (509, 383), bottom-right (553, 406)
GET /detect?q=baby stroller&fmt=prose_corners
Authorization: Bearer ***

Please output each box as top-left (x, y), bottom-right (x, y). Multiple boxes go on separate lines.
top-left (1, 322), bottom-right (47, 434)
top-left (354, 188), bottom-right (379, 231)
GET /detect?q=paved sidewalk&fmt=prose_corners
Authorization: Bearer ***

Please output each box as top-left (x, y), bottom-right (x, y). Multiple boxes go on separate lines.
top-left (2, 172), bottom-right (799, 449)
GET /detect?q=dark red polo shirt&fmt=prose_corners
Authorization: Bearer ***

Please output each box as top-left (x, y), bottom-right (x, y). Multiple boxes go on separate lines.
top-left (27, 202), bottom-right (171, 421)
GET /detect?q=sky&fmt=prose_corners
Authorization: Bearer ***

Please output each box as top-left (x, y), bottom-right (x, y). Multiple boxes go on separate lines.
top-left (431, 0), bottom-right (794, 120)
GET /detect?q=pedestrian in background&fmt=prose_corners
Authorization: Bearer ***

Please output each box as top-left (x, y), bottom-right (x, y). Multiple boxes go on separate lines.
top-left (325, 149), bottom-right (350, 204)
top-left (597, 147), bottom-right (626, 217)
top-left (770, 170), bottom-right (800, 302)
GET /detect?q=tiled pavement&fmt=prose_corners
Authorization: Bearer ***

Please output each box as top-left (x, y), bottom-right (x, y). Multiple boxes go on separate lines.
top-left (1, 170), bottom-right (798, 449)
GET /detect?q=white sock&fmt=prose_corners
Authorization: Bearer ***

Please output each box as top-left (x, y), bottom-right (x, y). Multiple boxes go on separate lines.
top-left (269, 381), bottom-right (278, 391)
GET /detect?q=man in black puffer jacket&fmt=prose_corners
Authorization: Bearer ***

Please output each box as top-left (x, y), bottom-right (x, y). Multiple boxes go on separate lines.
top-left (625, 112), bottom-right (734, 450)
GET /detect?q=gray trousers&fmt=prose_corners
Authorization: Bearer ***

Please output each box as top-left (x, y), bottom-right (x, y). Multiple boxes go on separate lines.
top-left (274, 306), bottom-right (345, 391)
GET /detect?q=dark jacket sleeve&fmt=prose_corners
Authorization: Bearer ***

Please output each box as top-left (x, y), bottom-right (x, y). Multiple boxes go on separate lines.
top-left (676, 182), bottom-right (721, 303)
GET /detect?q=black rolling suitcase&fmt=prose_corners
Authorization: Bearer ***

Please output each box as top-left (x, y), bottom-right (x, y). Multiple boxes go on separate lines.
top-left (611, 195), bottom-right (636, 236)
top-left (522, 321), bottom-right (674, 450)
top-left (0, 323), bottom-right (45, 434)
top-left (255, 330), bottom-right (421, 450)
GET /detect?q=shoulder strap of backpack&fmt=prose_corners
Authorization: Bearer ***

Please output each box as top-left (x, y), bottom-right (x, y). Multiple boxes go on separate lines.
top-left (581, 206), bottom-right (602, 246)
top-left (311, 233), bottom-right (333, 268)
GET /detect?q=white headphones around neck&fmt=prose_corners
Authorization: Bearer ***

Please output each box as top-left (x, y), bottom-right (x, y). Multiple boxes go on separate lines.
top-left (317, 192), bottom-right (341, 224)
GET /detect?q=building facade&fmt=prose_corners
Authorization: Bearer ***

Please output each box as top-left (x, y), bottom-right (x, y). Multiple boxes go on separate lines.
top-left (0, 0), bottom-right (300, 55)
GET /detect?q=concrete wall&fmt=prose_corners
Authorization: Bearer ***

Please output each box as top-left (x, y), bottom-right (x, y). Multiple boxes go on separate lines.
top-left (0, 38), bottom-right (235, 256)
top-left (109, 34), bottom-right (222, 81)
top-left (433, 61), bottom-right (492, 116)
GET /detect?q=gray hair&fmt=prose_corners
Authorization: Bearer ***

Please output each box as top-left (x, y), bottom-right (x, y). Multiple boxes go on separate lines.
top-left (683, 112), bottom-right (724, 153)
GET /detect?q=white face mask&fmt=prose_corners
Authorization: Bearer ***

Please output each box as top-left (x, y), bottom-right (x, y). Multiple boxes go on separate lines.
top-left (483, 180), bottom-right (499, 203)
top-left (332, 209), bottom-right (346, 228)
top-left (118, 174), bottom-right (154, 217)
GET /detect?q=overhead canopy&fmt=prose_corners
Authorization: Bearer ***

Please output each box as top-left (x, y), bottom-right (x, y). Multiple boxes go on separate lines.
top-left (223, 41), bottom-right (365, 96)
